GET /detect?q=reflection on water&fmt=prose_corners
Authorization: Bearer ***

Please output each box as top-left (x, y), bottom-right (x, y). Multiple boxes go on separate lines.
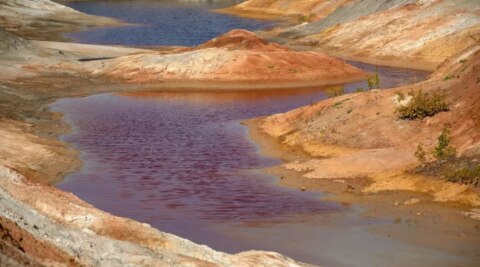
top-left (65, 0), bottom-right (276, 46)
top-left (51, 64), bottom-right (441, 266)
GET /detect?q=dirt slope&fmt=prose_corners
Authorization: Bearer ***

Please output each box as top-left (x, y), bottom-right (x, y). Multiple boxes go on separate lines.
top-left (278, 0), bottom-right (480, 70)
top-left (79, 29), bottom-right (366, 88)
top-left (220, 0), bottom-right (352, 20)
top-left (0, 0), bottom-right (120, 40)
top-left (256, 45), bottom-right (480, 205)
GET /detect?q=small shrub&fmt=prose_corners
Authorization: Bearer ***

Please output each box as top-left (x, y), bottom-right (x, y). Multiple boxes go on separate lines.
top-left (325, 86), bottom-right (344, 98)
top-left (444, 165), bottom-right (480, 186)
top-left (395, 92), bottom-right (406, 101)
top-left (332, 102), bottom-right (342, 108)
top-left (355, 88), bottom-right (365, 93)
top-left (414, 144), bottom-right (427, 166)
top-left (444, 75), bottom-right (454, 80)
top-left (396, 90), bottom-right (449, 120)
top-left (289, 67), bottom-right (299, 74)
top-left (298, 13), bottom-right (315, 22)
top-left (367, 67), bottom-right (380, 90)
top-left (433, 128), bottom-right (456, 163)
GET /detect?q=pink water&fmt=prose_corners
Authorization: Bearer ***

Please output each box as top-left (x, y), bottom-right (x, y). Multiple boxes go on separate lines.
top-left (51, 65), bottom-right (472, 267)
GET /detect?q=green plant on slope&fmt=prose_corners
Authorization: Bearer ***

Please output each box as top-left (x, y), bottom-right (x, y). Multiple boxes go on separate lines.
top-left (395, 91), bottom-right (406, 101)
top-left (444, 165), bottom-right (480, 186)
top-left (396, 90), bottom-right (449, 120)
top-left (433, 128), bottom-right (456, 163)
top-left (298, 13), bottom-right (315, 23)
top-left (325, 86), bottom-right (344, 98)
top-left (367, 67), bottom-right (380, 90)
top-left (414, 144), bottom-right (427, 166)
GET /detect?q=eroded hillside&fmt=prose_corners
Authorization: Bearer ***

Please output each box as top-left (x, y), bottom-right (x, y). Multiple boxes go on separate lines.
top-left (257, 45), bottom-right (480, 206)
top-left (0, 0), bottom-right (120, 40)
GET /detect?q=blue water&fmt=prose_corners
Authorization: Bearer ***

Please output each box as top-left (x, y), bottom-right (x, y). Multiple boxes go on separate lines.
top-left (66, 0), bottom-right (276, 46)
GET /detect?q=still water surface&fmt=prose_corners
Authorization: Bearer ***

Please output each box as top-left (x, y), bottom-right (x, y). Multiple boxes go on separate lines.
top-left (52, 1), bottom-right (464, 266)
top-left (53, 68), bottom-right (442, 267)
top-left (65, 0), bottom-right (275, 46)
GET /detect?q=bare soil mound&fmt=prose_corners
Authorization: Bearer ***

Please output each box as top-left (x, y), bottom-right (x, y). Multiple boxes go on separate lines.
top-left (82, 30), bottom-right (366, 88)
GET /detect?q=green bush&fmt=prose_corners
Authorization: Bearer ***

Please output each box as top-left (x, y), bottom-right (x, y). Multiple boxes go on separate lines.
top-left (444, 165), bottom-right (480, 186)
top-left (414, 144), bottom-right (427, 166)
top-left (395, 92), bottom-right (406, 101)
top-left (298, 13), bottom-right (315, 22)
top-left (325, 86), bottom-right (344, 98)
top-left (396, 90), bottom-right (449, 120)
top-left (367, 67), bottom-right (380, 90)
top-left (433, 128), bottom-right (456, 163)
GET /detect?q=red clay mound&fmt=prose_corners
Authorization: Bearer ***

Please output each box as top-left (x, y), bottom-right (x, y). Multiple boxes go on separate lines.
top-left (197, 29), bottom-right (285, 52)
top-left (81, 30), bottom-right (366, 88)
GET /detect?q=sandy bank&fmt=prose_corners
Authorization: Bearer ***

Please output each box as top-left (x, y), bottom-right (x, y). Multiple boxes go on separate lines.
top-left (247, 45), bottom-right (480, 210)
